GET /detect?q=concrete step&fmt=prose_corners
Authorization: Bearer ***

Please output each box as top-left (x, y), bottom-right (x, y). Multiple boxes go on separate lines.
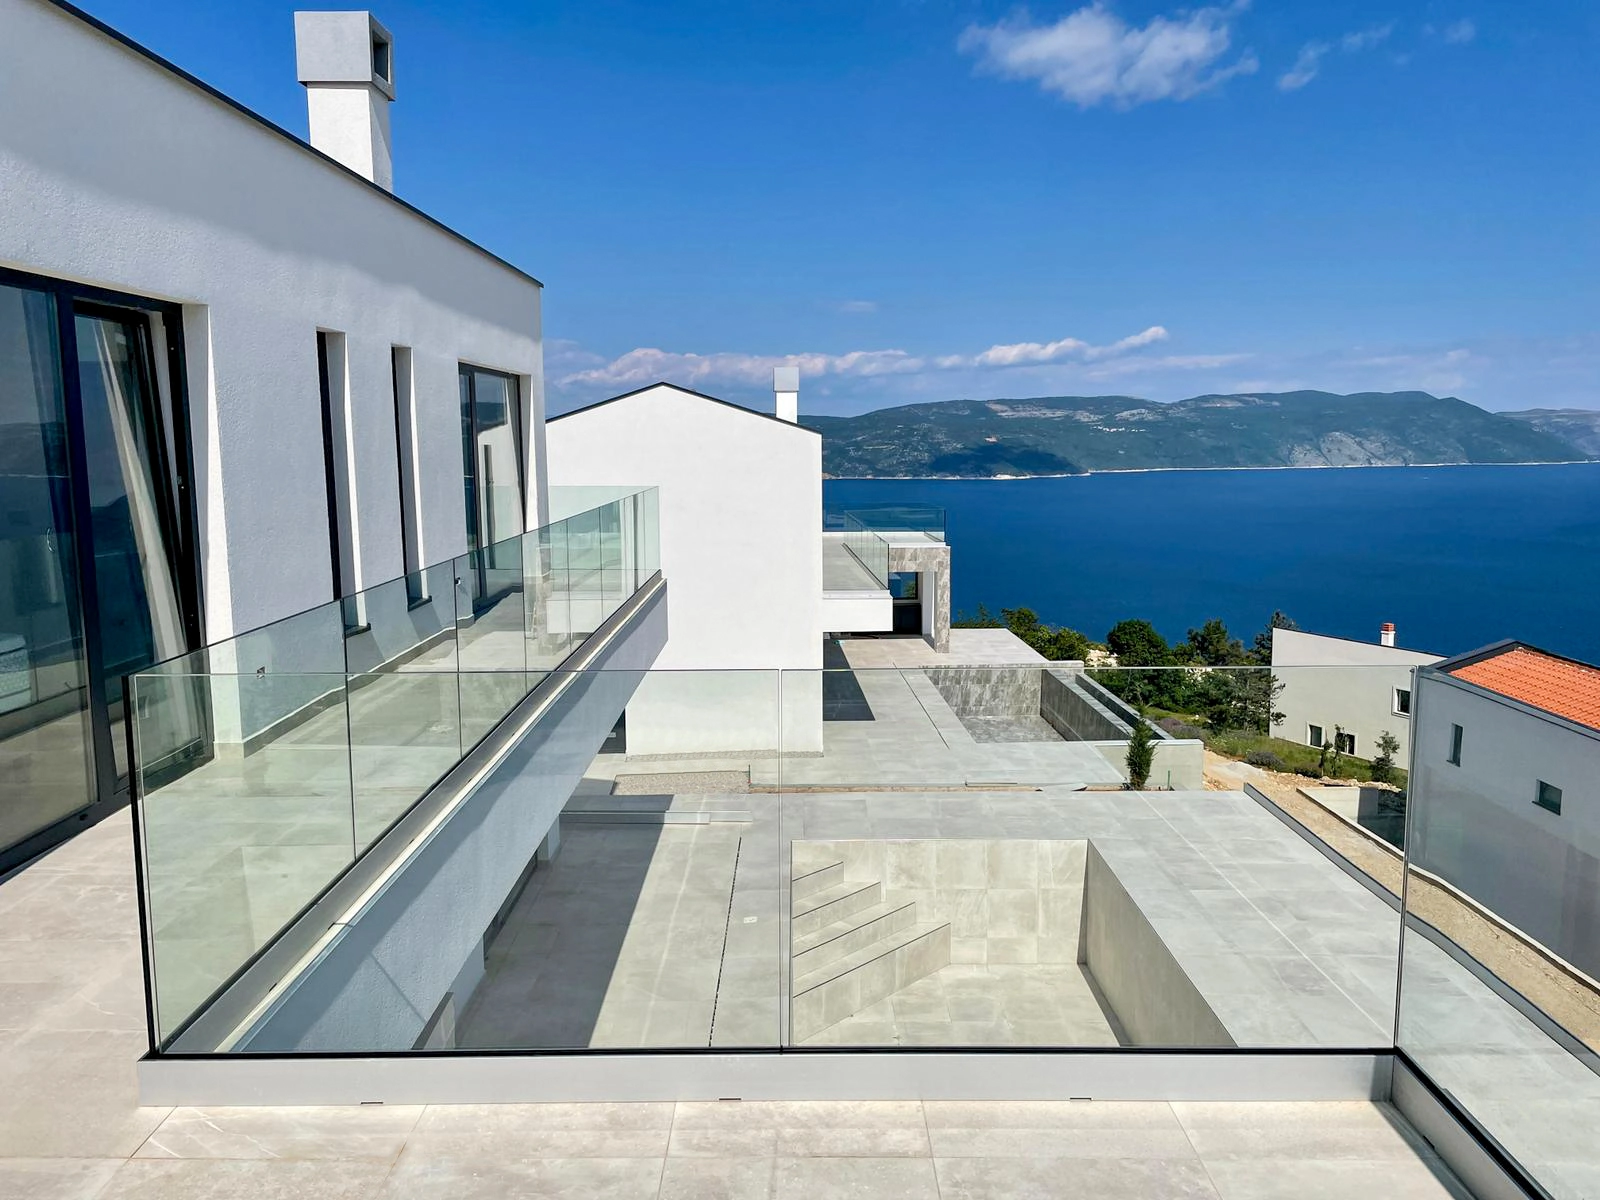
top-left (791, 881), bottom-right (881, 939)
top-left (790, 922), bottom-right (952, 1042)
top-left (792, 900), bottom-right (917, 977)
top-left (791, 861), bottom-right (845, 902)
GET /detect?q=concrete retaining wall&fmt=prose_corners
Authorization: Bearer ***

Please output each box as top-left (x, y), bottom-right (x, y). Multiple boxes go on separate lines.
top-left (1080, 842), bottom-right (1233, 1046)
top-left (1041, 670), bottom-right (1132, 741)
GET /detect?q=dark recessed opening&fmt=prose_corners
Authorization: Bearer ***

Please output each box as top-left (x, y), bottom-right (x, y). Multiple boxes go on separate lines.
top-left (372, 35), bottom-right (391, 82)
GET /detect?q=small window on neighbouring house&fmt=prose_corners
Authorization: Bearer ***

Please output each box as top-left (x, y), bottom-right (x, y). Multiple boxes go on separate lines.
top-left (1393, 688), bottom-right (1411, 717)
top-left (1535, 781), bottom-right (1563, 815)
top-left (1336, 731), bottom-right (1356, 755)
top-left (1308, 724), bottom-right (1324, 748)
top-left (1448, 723), bottom-right (1463, 766)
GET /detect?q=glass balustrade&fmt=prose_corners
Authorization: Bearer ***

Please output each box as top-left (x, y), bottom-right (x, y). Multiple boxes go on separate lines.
top-left (127, 635), bottom-right (1600, 1198)
top-left (128, 487), bottom-right (658, 1046)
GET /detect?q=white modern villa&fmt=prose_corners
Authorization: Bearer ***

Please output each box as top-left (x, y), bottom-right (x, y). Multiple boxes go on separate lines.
top-left (1, 5), bottom-right (1596, 1200)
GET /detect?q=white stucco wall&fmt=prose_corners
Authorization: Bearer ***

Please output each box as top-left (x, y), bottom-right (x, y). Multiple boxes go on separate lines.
top-left (0, 0), bottom-right (546, 644)
top-left (1272, 629), bottom-right (1441, 761)
top-left (545, 385), bottom-right (824, 753)
top-left (1410, 670), bottom-right (1600, 977)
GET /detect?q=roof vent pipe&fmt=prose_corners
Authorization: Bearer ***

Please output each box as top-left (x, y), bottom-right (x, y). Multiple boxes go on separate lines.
top-left (1380, 622), bottom-right (1396, 648)
top-left (295, 11), bottom-right (396, 190)
top-left (774, 366), bottom-right (799, 423)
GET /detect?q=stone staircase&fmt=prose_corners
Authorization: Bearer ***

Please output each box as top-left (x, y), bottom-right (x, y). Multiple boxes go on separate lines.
top-left (789, 861), bottom-right (951, 1041)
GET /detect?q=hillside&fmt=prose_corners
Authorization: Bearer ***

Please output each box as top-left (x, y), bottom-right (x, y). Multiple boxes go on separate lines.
top-left (1500, 408), bottom-right (1600, 458)
top-left (804, 391), bottom-right (1593, 477)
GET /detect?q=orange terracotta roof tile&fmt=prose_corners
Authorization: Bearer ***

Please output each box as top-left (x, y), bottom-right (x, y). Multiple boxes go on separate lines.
top-left (1448, 646), bottom-right (1600, 731)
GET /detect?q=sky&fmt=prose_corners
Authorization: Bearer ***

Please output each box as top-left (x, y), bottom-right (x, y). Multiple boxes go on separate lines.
top-left (75, 0), bottom-right (1600, 416)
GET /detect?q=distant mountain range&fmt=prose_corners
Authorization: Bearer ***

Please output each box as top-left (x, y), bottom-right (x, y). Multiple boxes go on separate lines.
top-left (803, 391), bottom-right (1599, 478)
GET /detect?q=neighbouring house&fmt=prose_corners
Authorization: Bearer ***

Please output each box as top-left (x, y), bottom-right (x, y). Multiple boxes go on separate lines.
top-left (1409, 640), bottom-right (1600, 978)
top-left (1272, 624), bottom-right (1442, 762)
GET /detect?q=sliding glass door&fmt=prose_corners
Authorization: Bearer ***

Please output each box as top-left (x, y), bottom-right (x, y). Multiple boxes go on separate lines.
top-left (0, 271), bottom-right (200, 867)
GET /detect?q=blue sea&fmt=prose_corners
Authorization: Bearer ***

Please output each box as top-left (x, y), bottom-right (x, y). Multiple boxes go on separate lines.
top-left (825, 463), bottom-right (1600, 664)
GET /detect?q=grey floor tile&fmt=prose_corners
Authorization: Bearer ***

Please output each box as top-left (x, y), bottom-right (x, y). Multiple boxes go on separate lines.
top-left (773, 1156), bottom-right (940, 1200)
top-left (1201, 1157), bottom-right (1474, 1200)
top-left (135, 1105), bottom-right (424, 1160)
top-left (0, 1159), bottom-right (122, 1200)
top-left (933, 1156), bottom-right (1222, 1199)
top-left (659, 1157), bottom-right (777, 1200)
top-left (380, 1153), bottom-right (664, 1200)
top-left (96, 1159), bottom-right (392, 1200)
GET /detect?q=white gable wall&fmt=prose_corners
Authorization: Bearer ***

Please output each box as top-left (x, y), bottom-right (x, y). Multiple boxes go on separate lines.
top-left (546, 385), bottom-right (823, 753)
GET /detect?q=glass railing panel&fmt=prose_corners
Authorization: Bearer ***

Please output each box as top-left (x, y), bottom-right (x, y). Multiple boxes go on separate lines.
top-left (1397, 664), bottom-right (1600, 1200)
top-left (597, 497), bottom-right (625, 624)
top-left (772, 663), bottom-right (1405, 1050)
top-left (640, 486), bottom-right (661, 580)
top-left (133, 666), bottom-right (354, 1047)
top-left (127, 489), bottom-right (661, 1051)
top-left (527, 516), bottom-right (574, 672)
top-left (565, 504), bottom-right (606, 640)
top-left (344, 565), bottom-right (463, 852)
top-left (455, 530), bottom-right (530, 750)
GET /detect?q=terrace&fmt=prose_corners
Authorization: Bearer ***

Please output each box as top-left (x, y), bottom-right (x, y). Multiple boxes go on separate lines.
top-left (6, 582), bottom-right (1597, 1200)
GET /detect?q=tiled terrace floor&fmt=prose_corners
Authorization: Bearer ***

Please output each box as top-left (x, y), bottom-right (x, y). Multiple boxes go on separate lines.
top-left (0, 808), bottom-right (1480, 1200)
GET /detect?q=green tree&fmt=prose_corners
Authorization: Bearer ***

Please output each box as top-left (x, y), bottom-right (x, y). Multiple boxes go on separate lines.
top-left (1186, 618), bottom-right (1245, 666)
top-left (1251, 610), bottom-right (1299, 665)
top-left (1000, 607), bottom-right (1090, 662)
top-left (1106, 619), bottom-right (1170, 666)
top-left (1125, 713), bottom-right (1156, 790)
top-left (1369, 730), bottom-right (1402, 785)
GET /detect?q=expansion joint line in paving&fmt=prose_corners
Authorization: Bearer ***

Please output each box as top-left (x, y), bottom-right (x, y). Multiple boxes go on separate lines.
top-left (706, 835), bottom-right (744, 1047)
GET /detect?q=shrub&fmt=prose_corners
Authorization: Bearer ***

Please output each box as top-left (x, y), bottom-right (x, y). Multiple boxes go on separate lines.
top-left (1369, 730), bottom-right (1401, 785)
top-left (1246, 750), bottom-right (1286, 771)
top-left (1125, 716), bottom-right (1156, 790)
top-left (1157, 717), bottom-right (1206, 740)
top-left (1295, 765), bottom-right (1323, 779)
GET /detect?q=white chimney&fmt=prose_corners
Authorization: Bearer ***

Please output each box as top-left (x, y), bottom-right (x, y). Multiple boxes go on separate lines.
top-left (295, 11), bottom-right (396, 190)
top-left (773, 366), bottom-right (799, 423)
top-left (1380, 622), bottom-right (1396, 648)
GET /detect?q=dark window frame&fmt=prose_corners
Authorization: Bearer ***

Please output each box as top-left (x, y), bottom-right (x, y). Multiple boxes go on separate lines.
top-left (1535, 780), bottom-right (1562, 815)
top-left (1447, 723), bottom-right (1464, 766)
top-left (0, 264), bottom-right (204, 871)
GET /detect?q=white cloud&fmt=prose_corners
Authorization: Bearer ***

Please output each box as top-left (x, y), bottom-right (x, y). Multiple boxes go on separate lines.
top-left (831, 299), bottom-right (879, 314)
top-left (1278, 23), bottom-right (1393, 91)
top-left (1442, 18), bottom-right (1476, 44)
top-left (558, 326), bottom-right (1174, 390)
top-left (957, 2), bottom-right (1258, 109)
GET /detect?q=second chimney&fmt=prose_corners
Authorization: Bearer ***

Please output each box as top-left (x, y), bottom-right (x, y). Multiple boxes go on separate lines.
top-left (1380, 622), bottom-right (1396, 648)
top-left (295, 11), bottom-right (396, 190)
top-left (773, 366), bottom-right (799, 423)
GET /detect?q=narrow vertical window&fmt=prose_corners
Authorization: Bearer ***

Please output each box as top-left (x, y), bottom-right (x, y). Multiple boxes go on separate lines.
top-left (317, 331), bottom-right (362, 629)
top-left (1447, 723), bottom-right (1463, 766)
top-left (391, 346), bottom-right (425, 602)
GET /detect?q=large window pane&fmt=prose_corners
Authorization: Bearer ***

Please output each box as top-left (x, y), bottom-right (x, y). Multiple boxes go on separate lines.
top-left (0, 284), bottom-right (95, 847)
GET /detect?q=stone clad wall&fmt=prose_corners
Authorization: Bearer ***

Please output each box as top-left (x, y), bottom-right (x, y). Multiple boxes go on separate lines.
top-left (924, 666), bottom-right (1041, 718)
